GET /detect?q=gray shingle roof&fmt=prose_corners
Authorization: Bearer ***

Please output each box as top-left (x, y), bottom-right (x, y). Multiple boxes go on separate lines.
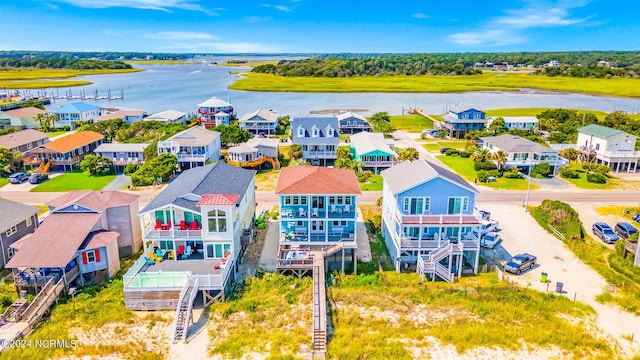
top-left (0, 198), bottom-right (38, 231)
top-left (239, 109), bottom-right (279, 123)
top-left (291, 117), bottom-right (339, 145)
top-left (350, 132), bottom-right (395, 156)
top-left (140, 162), bottom-right (255, 214)
top-left (381, 159), bottom-right (477, 195)
top-left (0, 129), bottom-right (49, 150)
top-left (480, 134), bottom-right (553, 154)
top-left (167, 126), bottom-right (220, 146)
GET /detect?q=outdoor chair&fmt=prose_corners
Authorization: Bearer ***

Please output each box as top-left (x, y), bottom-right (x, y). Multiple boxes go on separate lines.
top-left (185, 245), bottom-right (193, 257)
top-left (179, 220), bottom-right (188, 230)
top-left (189, 221), bottom-right (201, 230)
top-left (312, 208), bottom-right (319, 217)
top-left (344, 204), bottom-right (351, 213)
top-left (299, 207), bottom-right (306, 217)
top-left (177, 245), bottom-right (185, 258)
top-left (154, 220), bottom-right (163, 230)
top-left (162, 220), bottom-right (172, 230)
top-left (144, 257), bottom-right (155, 266)
top-left (330, 204), bottom-right (337, 213)
top-left (155, 248), bottom-right (164, 259)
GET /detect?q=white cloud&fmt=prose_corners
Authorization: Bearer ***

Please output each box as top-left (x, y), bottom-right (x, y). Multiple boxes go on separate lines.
top-left (161, 41), bottom-right (281, 53)
top-left (449, 30), bottom-right (525, 46)
top-left (261, 3), bottom-right (292, 12)
top-left (412, 13), bottom-right (430, 19)
top-left (53, 0), bottom-right (219, 15)
top-left (146, 31), bottom-right (219, 40)
top-left (495, 7), bottom-right (591, 28)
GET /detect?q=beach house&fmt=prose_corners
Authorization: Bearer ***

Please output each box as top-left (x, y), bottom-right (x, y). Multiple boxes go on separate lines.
top-left (480, 134), bottom-right (568, 175)
top-left (275, 166), bottom-right (361, 273)
top-left (0, 106), bottom-right (45, 130)
top-left (576, 124), bottom-right (639, 172)
top-left (349, 132), bottom-right (396, 173)
top-left (291, 116), bottom-right (339, 166)
top-left (23, 130), bottom-right (104, 171)
top-left (0, 199), bottom-right (38, 268)
top-left (124, 162), bottom-right (255, 316)
top-left (49, 102), bottom-right (103, 129)
top-left (381, 159), bottom-right (482, 281)
top-left (198, 97), bottom-right (236, 129)
top-left (157, 126), bottom-right (221, 171)
top-left (337, 112), bottom-right (371, 134)
top-left (442, 106), bottom-right (487, 139)
top-left (238, 109), bottom-right (280, 136)
top-left (0, 129), bottom-right (49, 154)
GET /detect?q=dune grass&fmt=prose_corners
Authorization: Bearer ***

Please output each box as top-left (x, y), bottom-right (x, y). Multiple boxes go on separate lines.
top-left (595, 205), bottom-right (640, 217)
top-left (31, 171), bottom-right (116, 192)
top-left (389, 114), bottom-right (433, 132)
top-left (0, 68), bottom-right (142, 89)
top-left (255, 169), bottom-right (281, 191)
top-left (328, 272), bottom-right (610, 359)
top-left (436, 155), bottom-right (539, 190)
top-left (231, 72), bottom-right (640, 97)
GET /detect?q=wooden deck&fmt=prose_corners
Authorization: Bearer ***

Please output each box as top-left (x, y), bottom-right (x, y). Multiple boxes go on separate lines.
top-left (312, 252), bottom-right (327, 356)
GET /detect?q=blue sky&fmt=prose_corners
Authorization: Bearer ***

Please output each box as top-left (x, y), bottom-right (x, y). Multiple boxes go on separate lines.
top-left (1, 0), bottom-right (638, 53)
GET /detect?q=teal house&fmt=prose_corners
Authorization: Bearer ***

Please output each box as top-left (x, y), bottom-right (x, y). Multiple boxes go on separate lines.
top-left (349, 132), bottom-right (397, 173)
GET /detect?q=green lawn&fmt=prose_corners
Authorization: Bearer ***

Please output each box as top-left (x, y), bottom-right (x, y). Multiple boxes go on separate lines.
top-left (359, 174), bottom-right (383, 191)
top-left (0, 178), bottom-right (8, 188)
top-left (436, 155), bottom-right (539, 190)
top-left (231, 72), bottom-right (640, 98)
top-left (388, 114), bottom-right (433, 132)
top-left (31, 171), bottom-right (116, 192)
top-left (560, 162), bottom-right (618, 189)
top-left (422, 139), bottom-right (468, 153)
top-left (45, 130), bottom-right (68, 138)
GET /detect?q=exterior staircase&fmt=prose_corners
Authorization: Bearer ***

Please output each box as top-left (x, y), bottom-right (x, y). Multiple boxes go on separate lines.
top-left (417, 241), bottom-right (463, 282)
top-left (171, 279), bottom-right (199, 343)
top-left (311, 253), bottom-right (327, 357)
top-left (227, 156), bottom-right (279, 170)
top-left (322, 242), bottom-right (344, 257)
top-left (36, 161), bottom-right (51, 174)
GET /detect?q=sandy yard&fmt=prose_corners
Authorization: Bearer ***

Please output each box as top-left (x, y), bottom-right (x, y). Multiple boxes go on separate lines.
top-left (482, 203), bottom-right (640, 357)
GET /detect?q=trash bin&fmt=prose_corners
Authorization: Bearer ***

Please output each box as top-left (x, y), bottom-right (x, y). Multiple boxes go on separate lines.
top-left (540, 272), bottom-right (548, 283)
top-left (555, 282), bottom-right (564, 294)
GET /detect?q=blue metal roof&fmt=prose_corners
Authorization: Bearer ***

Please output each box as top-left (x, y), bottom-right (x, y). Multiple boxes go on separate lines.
top-left (50, 102), bottom-right (101, 114)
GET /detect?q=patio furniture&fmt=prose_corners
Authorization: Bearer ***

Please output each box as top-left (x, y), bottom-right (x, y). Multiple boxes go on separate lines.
top-left (185, 245), bottom-right (193, 257)
top-left (179, 220), bottom-right (188, 230)
top-left (155, 248), bottom-right (164, 259)
top-left (162, 220), bottom-right (172, 230)
top-left (299, 207), bottom-right (306, 217)
top-left (144, 257), bottom-right (155, 266)
top-left (189, 221), bottom-right (201, 230)
top-left (154, 220), bottom-right (163, 230)
top-left (177, 245), bottom-right (185, 258)
top-left (168, 250), bottom-right (175, 260)
top-left (344, 204), bottom-right (351, 213)
top-left (312, 208), bottom-right (319, 217)
top-left (330, 204), bottom-right (337, 213)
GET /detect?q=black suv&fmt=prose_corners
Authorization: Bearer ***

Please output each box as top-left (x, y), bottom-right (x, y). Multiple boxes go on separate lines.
top-left (614, 222), bottom-right (638, 239)
top-left (28, 173), bottom-right (48, 184)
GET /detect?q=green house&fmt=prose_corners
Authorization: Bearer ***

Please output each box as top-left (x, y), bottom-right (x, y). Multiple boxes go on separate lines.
top-left (349, 132), bottom-right (397, 173)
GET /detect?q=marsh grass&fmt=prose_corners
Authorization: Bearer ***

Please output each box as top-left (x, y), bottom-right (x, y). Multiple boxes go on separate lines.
top-left (328, 272), bottom-right (609, 359)
top-left (0, 68), bottom-right (141, 89)
top-left (485, 107), bottom-right (609, 119)
top-left (231, 72), bottom-right (640, 98)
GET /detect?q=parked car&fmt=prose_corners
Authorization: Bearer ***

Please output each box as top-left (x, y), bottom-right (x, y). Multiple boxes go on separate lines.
top-left (439, 147), bottom-right (451, 154)
top-left (614, 222), bottom-right (638, 239)
top-left (505, 253), bottom-right (537, 274)
top-left (28, 173), bottom-right (48, 184)
top-left (480, 232), bottom-right (501, 248)
top-left (479, 210), bottom-right (491, 221)
top-left (480, 219), bottom-right (499, 235)
top-left (592, 222), bottom-right (619, 244)
top-left (8, 172), bottom-right (29, 184)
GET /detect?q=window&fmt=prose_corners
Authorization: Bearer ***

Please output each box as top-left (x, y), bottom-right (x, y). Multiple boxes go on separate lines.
top-left (403, 197), bottom-right (429, 214)
top-left (213, 244), bottom-right (231, 258)
top-left (312, 127), bottom-right (319, 137)
top-left (208, 209), bottom-right (227, 232)
top-left (6, 226), bottom-right (17, 237)
top-left (595, 143), bottom-right (600, 151)
top-left (82, 249), bottom-right (100, 264)
top-left (27, 143), bottom-right (33, 149)
top-left (447, 197), bottom-right (469, 214)
top-left (7, 248), bottom-right (14, 259)
top-left (297, 127), bottom-right (305, 137)
top-left (327, 127), bottom-right (334, 137)
top-left (26, 217), bottom-right (32, 227)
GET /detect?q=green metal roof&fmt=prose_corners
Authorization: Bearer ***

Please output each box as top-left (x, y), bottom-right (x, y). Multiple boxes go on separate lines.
top-left (578, 124), bottom-right (623, 138)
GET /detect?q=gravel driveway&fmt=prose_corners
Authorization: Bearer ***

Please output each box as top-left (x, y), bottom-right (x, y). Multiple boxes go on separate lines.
top-left (480, 203), bottom-right (640, 355)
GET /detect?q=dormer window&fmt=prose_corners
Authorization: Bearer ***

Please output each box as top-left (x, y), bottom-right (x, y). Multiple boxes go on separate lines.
top-left (327, 127), bottom-right (334, 137)
top-left (297, 126), bottom-right (305, 137)
top-left (312, 126), bottom-right (319, 138)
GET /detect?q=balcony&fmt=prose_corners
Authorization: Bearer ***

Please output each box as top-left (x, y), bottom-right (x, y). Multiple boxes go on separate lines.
top-left (303, 150), bottom-right (336, 159)
top-left (280, 205), bottom-right (356, 219)
top-left (177, 152), bottom-right (207, 161)
top-left (144, 224), bottom-right (203, 239)
top-left (362, 160), bottom-right (398, 168)
top-left (240, 123), bottom-right (277, 130)
top-left (24, 155), bottom-right (82, 166)
top-left (398, 236), bottom-right (478, 249)
top-left (395, 209), bottom-right (483, 225)
top-left (111, 158), bottom-right (142, 166)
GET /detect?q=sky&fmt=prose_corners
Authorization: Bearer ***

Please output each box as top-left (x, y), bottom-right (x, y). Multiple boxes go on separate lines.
top-left (1, 0), bottom-right (638, 53)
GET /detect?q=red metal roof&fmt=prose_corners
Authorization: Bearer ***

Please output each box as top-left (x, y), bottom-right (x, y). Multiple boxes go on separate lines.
top-left (41, 131), bottom-right (104, 154)
top-left (196, 194), bottom-right (239, 206)
top-left (84, 231), bottom-right (119, 250)
top-left (275, 166), bottom-right (362, 195)
top-left (47, 190), bottom-right (139, 212)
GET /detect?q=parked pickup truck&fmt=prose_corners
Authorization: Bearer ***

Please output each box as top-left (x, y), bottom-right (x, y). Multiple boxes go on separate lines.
top-left (504, 253), bottom-right (537, 275)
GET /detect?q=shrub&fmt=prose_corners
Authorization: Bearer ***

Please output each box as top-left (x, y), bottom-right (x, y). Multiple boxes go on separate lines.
top-left (459, 150), bottom-right (471, 158)
top-left (131, 153), bottom-right (177, 186)
top-left (586, 172), bottom-right (607, 184)
top-left (504, 171), bottom-right (524, 179)
top-left (582, 162), bottom-right (611, 175)
top-left (530, 162), bottom-right (551, 178)
top-left (445, 149), bottom-right (459, 156)
top-left (63, 126), bottom-right (71, 131)
top-left (487, 169), bottom-right (502, 178)
top-left (474, 161), bottom-right (498, 171)
top-left (356, 170), bottom-right (372, 183)
top-left (477, 171), bottom-right (489, 183)
top-left (561, 169), bottom-right (580, 179)
top-left (123, 163), bottom-right (138, 175)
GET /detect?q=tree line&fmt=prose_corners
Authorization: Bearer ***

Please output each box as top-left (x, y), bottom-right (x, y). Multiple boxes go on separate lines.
top-left (0, 58), bottom-right (132, 70)
top-left (0, 51), bottom-right (190, 61)
top-left (253, 51), bottom-right (640, 78)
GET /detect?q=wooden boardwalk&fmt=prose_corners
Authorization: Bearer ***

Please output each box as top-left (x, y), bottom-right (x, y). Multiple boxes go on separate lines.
top-left (311, 252), bottom-right (327, 357)
top-left (412, 107), bottom-right (443, 126)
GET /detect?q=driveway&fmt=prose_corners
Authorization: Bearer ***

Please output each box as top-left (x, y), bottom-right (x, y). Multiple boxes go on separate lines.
top-left (0, 173), bottom-right (64, 193)
top-left (103, 175), bottom-right (131, 191)
top-left (528, 175), bottom-right (570, 190)
top-left (481, 204), bottom-right (640, 355)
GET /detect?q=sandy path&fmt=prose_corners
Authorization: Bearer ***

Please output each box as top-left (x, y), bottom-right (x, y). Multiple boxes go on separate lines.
top-left (483, 204), bottom-right (640, 356)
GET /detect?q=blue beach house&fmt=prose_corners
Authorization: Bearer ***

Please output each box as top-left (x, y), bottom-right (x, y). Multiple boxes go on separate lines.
top-left (291, 116), bottom-right (339, 166)
top-left (442, 106), bottom-right (487, 139)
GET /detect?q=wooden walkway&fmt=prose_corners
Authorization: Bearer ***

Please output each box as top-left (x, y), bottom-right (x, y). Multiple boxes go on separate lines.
top-left (311, 252), bottom-right (327, 358)
top-left (412, 107), bottom-right (442, 125)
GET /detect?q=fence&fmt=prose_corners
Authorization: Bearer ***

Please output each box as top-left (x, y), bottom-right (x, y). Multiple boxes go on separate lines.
top-left (548, 224), bottom-right (566, 240)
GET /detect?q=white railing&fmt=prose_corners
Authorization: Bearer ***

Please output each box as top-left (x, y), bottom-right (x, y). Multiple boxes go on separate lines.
top-left (504, 158), bottom-right (569, 167)
top-left (144, 226), bottom-right (203, 239)
top-left (303, 150), bottom-right (337, 158)
top-left (602, 150), bottom-right (640, 159)
top-left (434, 263), bottom-right (454, 282)
top-left (124, 271), bottom-right (189, 289)
top-left (395, 208), bottom-right (483, 225)
top-left (123, 255), bottom-right (148, 287)
top-left (362, 160), bottom-right (398, 168)
top-left (550, 144), bottom-right (577, 151)
top-left (171, 280), bottom-right (192, 342)
top-left (177, 153), bottom-right (207, 161)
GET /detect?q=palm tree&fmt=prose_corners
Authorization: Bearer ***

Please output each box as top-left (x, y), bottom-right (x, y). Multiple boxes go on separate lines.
top-left (492, 150), bottom-right (508, 170)
top-left (470, 148), bottom-right (491, 163)
top-left (352, 160), bottom-right (364, 172)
